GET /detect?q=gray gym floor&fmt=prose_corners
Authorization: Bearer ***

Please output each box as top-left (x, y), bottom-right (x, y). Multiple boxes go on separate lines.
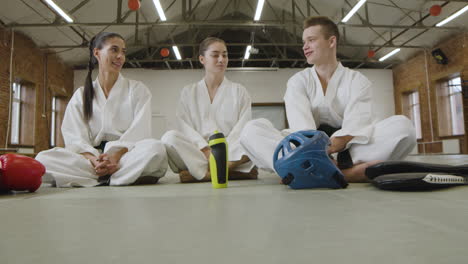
top-left (1, 154), bottom-right (467, 264)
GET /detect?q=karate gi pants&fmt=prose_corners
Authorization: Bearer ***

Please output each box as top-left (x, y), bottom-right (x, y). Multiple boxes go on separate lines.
top-left (162, 130), bottom-right (253, 180)
top-left (36, 139), bottom-right (168, 187)
top-left (240, 115), bottom-right (417, 172)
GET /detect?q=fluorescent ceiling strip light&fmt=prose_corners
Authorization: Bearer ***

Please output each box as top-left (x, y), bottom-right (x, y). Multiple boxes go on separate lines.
top-left (254, 0), bottom-right (265, 21)
top-left (152, 0), bottom-right (167, 21)
top-left (44, 0), bottom-right (74, 23)
top-left (244, 45), bottom-right (252, 60)
top-left (379, 48), bottom-right (400, 62)
top-left (172, 46), bottom-right (182, 60)
top-left (436, 5), bottom-right (468, 27)
top-left (341, 0), bottom-right (367, 23)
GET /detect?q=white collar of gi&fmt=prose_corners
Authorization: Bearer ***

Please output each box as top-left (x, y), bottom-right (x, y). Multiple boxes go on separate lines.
top-left (310, 62), bottom-right (343, 98)
top-left (94, 73), bottom-right (125, 102)
top-left (199, 76), bottom-right (228, 103)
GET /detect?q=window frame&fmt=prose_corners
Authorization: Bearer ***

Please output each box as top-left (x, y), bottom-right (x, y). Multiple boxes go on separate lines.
top-left (50, 96), bottom-right (57, 147)
top-left (10, 82), bottom-right (22, 145)
top-left (402, 90), bottom-right (422, 140)
top-left (9, 79), bottom-right (36, 148)
top-left (49, 95), bottom-right (67, 148)
top-left (436, 75), bottom-right (465, 138)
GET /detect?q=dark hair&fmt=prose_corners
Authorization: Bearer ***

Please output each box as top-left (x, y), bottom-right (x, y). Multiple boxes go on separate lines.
top-left (198, 37), bottom-right (226, 57)
top-left (303, 16), bottom-right (340, 44)
top-left (83, 32), bottom-right (124, 122)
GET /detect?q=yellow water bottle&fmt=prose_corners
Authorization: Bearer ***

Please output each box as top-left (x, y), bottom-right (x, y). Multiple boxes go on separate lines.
top-left (209, 130), bottom-right (228, 188)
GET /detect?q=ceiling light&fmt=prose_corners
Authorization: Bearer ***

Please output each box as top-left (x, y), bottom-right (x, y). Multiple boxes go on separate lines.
top-left (379, 48), bottom-right (400, 62)
top-left (254, 0), bottom-right (265, 21)
top-left (436, 5), bottom-right (468, 27)
top-left (244, 45), bottom-right (252, 60)
top-left (44, 0), bottom-right (74, 23)
top-left (249, 47), bottom-right (259, 54)
top-left (341, 0), bottom-right (367, 23)
top-left (172, 46), bottom-right (182, 60)
top-left (152, 0), bottom-right (167, 21)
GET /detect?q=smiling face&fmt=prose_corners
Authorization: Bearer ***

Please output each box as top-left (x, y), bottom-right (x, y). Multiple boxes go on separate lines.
top-left (199, 41), bottom-right (228, 74)
top-left (302, 25), bottom-right (336, 65)
top-left (93, 37), bottom-right (126, 73)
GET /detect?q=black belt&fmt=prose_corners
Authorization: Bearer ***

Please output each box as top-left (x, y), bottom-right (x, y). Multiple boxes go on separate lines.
top-left (94, 141), bottom-right (110, 186)
top-left (94, 141), bottom-right (108, 152)
top-left (317, 124), bottom-right (353, 170)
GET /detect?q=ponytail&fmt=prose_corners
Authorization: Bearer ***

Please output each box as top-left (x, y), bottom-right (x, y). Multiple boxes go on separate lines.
top-left (83, 36), bottom-right (96, 122)
top-left (82, 32), bottom-right (124, 122)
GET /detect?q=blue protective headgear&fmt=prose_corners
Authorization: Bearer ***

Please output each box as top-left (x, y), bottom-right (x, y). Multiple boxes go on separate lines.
top-left (273, 130), bottom-right (348, 189)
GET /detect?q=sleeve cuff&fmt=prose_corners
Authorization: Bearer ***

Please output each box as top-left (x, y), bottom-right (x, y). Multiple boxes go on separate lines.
top-left (104, 141), bottom-right (135, 154)
top-left (331, 126), bottom-right (373, 149)
top-left (196, 139), bottom-right (209, 150)
top-left (67, 144), bottom-right (100, 157)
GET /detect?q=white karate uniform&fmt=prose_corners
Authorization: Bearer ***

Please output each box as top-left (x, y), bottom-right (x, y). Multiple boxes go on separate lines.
top-left (36, 74), bottom-right (168, 187)
top-left (241, 63), bottom-right (416, 171)
top-left (162, 77), bottom-right (253, 179)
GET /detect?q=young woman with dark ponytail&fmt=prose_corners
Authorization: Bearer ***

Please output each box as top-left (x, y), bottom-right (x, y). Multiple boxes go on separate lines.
top-left (161, 37), bottom-right (257, 183)
top-left (36, 32), bottom-right (168, 187)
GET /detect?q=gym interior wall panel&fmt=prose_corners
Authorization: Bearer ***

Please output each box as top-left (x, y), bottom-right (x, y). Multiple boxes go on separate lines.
top-left (74, 68), bottom-right (394, 139)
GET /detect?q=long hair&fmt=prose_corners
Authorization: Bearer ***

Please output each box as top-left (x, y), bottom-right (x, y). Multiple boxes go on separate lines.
top-left (83, 32), bottom-right (124, 122)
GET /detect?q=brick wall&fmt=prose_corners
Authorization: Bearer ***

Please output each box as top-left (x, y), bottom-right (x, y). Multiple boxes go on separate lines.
top-left (393, 32), bottom-right (468, 154)
top-left (0, 27), bottom-right (74, 153)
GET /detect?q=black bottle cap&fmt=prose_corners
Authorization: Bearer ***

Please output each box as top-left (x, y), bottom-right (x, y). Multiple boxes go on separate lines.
top-left (209, 132), bottom-right (225, 140)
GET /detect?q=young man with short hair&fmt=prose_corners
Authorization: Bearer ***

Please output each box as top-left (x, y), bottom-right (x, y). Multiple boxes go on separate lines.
top-left (240, 16), bottom-right (416, 182)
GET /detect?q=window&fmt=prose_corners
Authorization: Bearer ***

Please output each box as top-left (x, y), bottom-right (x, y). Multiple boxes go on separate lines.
top-left (11, 82), bottom-right (21, 144)
top-left (437, 76), bottom-right (465, 137)
top-left (50, 96), bottom-right (66, 147)
top-left (51, 97), bottom-right (57, 146)
top-left (10, 80), bottom-right (36, 146)
top-left (402, 91), bottom-right (422, 139)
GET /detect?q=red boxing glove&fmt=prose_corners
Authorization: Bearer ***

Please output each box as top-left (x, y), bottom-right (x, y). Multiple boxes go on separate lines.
top-left (0, 154), bottom-right (45, 192)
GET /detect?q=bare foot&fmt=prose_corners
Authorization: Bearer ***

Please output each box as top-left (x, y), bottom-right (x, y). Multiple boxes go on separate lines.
top-left (228, 155), bottom-right (251, 170)
top-left (342, 160), bottom-right (383, 183)
top-left (229, 167), bottom-right (259, 180)
top-left (179, 170), bottom-right (211, 183)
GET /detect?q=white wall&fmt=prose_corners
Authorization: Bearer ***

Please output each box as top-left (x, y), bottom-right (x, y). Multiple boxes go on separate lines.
top-left (74, 67), bottom-right (395, 138)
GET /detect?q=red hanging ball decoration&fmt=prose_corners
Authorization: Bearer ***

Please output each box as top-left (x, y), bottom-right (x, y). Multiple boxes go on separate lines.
top-left (429, 5), bottom-right (442, 16)
top-left (367, 50), bottom-right (376, 58)
top-left (160, 48), bottom-right (170, 57)
top-left (128, 0), bottom-right (141, 11)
